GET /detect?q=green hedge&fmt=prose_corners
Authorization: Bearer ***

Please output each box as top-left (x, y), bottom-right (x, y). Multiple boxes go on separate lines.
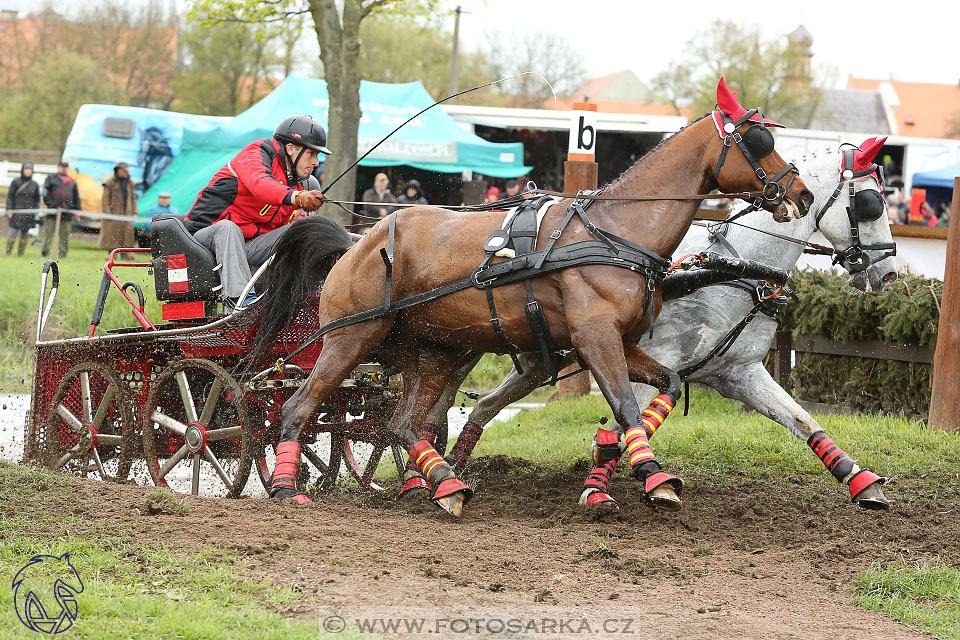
top-left (776, 269), bottom-right (942, 415)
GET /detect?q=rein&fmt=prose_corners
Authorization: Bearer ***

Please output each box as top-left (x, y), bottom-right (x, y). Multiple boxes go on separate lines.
top-left (692, 219), bottom-right (835, 256)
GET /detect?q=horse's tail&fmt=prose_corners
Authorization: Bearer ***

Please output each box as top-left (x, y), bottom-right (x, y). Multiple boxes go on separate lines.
top-left (245, 216), bottom-right (354, 369)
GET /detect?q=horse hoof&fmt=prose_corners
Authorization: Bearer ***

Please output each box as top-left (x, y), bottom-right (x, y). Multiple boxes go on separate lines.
top-left (854, 482), bottom-right (890, 510)
top-left (647, 484), bottom-right (682, 512)
top-left (579, 489), bottom-right (620, 512)
top-left (434, 492), bottom-right (465, 517)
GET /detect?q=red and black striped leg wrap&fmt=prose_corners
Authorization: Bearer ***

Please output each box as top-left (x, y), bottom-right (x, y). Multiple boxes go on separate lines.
top-left (640, 393), bottom-right (675, 438)
top-left (807, 430), bottom-right (883, 500)
top-left (269, 441), bottom-right (312, 504)
top-left (624, 425), bottom-right (682, 494)
top-left (445, 421), bottom-right (483, 472)
top-left (579, 456), bottom-right (620, 508)
top-left (399, 425), bottom-right (439, 497)
top-left (409, 439), bottom-right (472, 504)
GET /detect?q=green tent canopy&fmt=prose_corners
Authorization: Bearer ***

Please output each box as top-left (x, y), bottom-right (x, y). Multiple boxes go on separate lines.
top-left (142, 76), bottom-right (530, 215)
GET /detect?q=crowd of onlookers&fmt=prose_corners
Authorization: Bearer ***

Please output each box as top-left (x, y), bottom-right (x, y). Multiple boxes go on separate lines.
top-left (885, 190), bottom-right (951, 227)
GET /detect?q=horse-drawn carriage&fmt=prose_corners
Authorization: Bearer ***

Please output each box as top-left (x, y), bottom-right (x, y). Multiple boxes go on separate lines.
top-left (23, 78), bottom-right (893, 516)
top-left (24, 214), bottom-right (405, 498)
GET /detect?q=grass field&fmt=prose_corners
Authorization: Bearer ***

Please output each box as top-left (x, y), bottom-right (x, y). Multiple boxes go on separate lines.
top-left (0, 238), bottom-right (163, 394)
top-left (0, 463), bottom-right (373, 640)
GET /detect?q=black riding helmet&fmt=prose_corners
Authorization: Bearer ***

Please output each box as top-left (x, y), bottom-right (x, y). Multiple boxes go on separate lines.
top-left (274, 115), bottom-right (332, 185)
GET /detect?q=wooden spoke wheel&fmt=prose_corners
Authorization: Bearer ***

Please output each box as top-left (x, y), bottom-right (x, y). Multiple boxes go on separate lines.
top-left (141, 358), bottom-right (253, 497)
top-left (255, 433), bottom-right (341, 496)
top-left (255, 431), bottom-right (406, 496)
top-left (44, 362), bottom-right (134, 482)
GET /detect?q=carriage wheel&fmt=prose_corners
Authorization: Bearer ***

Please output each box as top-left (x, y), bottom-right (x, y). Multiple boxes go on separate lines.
top-left (141, 358), bottom-right (253, 497)
top-left (43, 362), bottom-right (134, 481)
top-left (255, 433), bottom-right (342, 496)
top-left (340, 432), bottom-right (406, 491)
top-left (255, 433), bottom-right (405, 495)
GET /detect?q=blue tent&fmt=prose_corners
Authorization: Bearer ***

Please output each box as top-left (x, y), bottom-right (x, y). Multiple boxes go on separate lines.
top-left (142, 76), bottom-right (530, 215)
top-left (912, 165), bottom-right (960, 189)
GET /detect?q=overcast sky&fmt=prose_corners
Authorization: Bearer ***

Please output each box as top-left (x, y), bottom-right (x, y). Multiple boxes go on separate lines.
top-left (454, 0), bottom-right (957, 87)
top-left (12, 0), bottom-right (956, 87)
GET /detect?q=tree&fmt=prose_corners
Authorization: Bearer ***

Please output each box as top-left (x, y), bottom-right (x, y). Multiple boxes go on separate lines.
top-left (481, 28), bottom-right (586, 108)
top-left (0, 54), bottom-right (127, 152)
top-left (651, 20), bottom-right (823, 127)
top-left (172, 21), bottom-right (279, 116)
top-left (189, 0), bottom-right (443, 224)
top-left (358, 14), bottom-right (490, 99)
top-left (58, 0), bottom-right (179, 108)
top-left (946, 112), bottom-right (960, 139)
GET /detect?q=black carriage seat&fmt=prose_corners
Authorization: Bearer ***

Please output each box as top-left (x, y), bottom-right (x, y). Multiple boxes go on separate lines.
top-left (151, 214), bottom-right (222, 302)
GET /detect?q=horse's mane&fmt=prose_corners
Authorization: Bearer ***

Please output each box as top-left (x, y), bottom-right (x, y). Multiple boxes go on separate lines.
top-left (604, 113), bottom-right (711, 193)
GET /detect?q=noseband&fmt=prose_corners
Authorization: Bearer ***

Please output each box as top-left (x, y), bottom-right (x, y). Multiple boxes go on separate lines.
top-left (814, 148), bottom-right (897, 273)
top-left (713, 109), bottom-right (800, 212)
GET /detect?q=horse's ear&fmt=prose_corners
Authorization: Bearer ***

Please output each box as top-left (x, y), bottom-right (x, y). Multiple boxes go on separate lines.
top-left (716, 77), bottom-right (741, 116)
top-left (858, 136), bottom-right (887, 164)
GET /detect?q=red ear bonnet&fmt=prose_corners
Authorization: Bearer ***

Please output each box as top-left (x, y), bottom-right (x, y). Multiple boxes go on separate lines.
top-left (712, 77), bottom-right (784, 136)
top-left (839, 137), bottom-right (887, 188)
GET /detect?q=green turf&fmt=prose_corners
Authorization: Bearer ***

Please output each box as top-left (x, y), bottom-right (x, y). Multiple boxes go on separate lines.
top-left (0, 463), bottom-right (372, 640)
top-left (857, 560), bottom-right (960, 639)
top-left (0, 239), bottom-right (163, 393)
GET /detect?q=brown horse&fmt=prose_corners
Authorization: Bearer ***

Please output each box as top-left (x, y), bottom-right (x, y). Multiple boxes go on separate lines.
top-left (265, 78), bottom-right (814, 515)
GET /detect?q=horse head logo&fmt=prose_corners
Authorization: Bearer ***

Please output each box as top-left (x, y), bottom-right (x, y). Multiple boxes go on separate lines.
top-left (12, 553), bottom-right (84, 634)
top-left (138, 126), bottom-right (174, 194)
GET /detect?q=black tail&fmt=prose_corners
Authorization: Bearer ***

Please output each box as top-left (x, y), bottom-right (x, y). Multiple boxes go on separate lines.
top-left (246, 216), bottom-right (353, 369)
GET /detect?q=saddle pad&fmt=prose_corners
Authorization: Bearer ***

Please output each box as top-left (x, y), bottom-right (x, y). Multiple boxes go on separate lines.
top-left (495, 197), bottom-right (562, 257)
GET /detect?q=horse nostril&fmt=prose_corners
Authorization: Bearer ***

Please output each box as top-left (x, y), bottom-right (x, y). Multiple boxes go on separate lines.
top-left (798, 190), bottom-right (815, 210)
top-left (882, 271), bottom-right (898, 285)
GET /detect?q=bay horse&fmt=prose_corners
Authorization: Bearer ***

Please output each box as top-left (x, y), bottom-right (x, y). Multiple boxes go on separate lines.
top-left (262, 78), bottom-right (814, 515)
top-left (428, 137), bottom-right (897, 510)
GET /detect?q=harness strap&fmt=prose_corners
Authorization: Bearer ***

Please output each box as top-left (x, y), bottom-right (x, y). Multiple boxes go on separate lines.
top-left (486, 286), bottom-right (525, 374)
top-left (523, 279), bottom-right (558, 383)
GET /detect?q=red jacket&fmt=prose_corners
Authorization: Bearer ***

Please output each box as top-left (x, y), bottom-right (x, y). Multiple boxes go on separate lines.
top-left (184, 139), bottom-right (303, 239)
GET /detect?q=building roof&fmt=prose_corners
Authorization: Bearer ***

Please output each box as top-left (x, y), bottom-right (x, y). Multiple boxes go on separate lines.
top-left (848, 76), bottom-right (960, 139)
top-left (806, 88), bottom-right (891, 135)
top-left (541, 70), bottom-right (691, 118)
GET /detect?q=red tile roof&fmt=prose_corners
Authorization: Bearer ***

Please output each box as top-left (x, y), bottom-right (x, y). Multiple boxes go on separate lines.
top-left (848, 76), bottom-right (960, 139)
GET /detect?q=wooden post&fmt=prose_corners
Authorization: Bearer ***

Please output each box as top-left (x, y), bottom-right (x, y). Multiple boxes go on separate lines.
top-left (928, 178), bottom-right (960, 430)
top-left (557, 102), bottom-right (598, 400)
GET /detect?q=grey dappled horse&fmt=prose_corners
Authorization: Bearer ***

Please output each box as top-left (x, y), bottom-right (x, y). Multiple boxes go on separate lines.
top-left (427, 139), bottom-right (898, 510)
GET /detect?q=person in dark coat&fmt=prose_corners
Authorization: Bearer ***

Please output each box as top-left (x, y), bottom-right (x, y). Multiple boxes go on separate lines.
top-left (42, 161), bottom-right (82, 258)
top-left (396, 179), bottom-right (428, 206)
top-left (6, 161), bottom-right (41, 256)
top-left (100, 162), bottom-right (138, 252)
top-left (359, 172), bottom-right (397, 224)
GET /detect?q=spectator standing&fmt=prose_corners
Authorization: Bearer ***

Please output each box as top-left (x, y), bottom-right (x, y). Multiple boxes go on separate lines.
top-left (396, 179), bottom-right (428, 206)
top-left (147, 192), bottom-right (179, 217)
top-left (100, 162), bottom-right (138, 252)
top-left (500, 179), bottom-right (521, 200)
top-left (483, 187), bottom-right (500, 204)
top-left (41, 161), bottom-right (82, 258)
top-left (359, 173), bottom-right (397, 223)
top-left (6, 162), bottom-right (41, 257)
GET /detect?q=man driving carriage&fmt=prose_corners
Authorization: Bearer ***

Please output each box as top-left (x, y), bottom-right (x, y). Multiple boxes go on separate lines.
top-left (183, 115), bottom-right (331, 307)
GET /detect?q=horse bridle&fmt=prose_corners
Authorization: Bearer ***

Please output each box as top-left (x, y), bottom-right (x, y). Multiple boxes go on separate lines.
top-left (713, 108), bottom-right (800, 212)
top-left (814, 148), bottom-right (897, 273)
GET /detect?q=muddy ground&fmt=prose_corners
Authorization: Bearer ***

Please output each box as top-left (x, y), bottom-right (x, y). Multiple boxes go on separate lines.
top-left (8, 456), bottom-right (957, 639)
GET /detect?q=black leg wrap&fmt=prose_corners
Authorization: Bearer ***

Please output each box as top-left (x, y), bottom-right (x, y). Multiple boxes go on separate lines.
top-left (632, 459), bottom-right (661, 482)
top-left (270, 486), bottom-right (299, 500)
